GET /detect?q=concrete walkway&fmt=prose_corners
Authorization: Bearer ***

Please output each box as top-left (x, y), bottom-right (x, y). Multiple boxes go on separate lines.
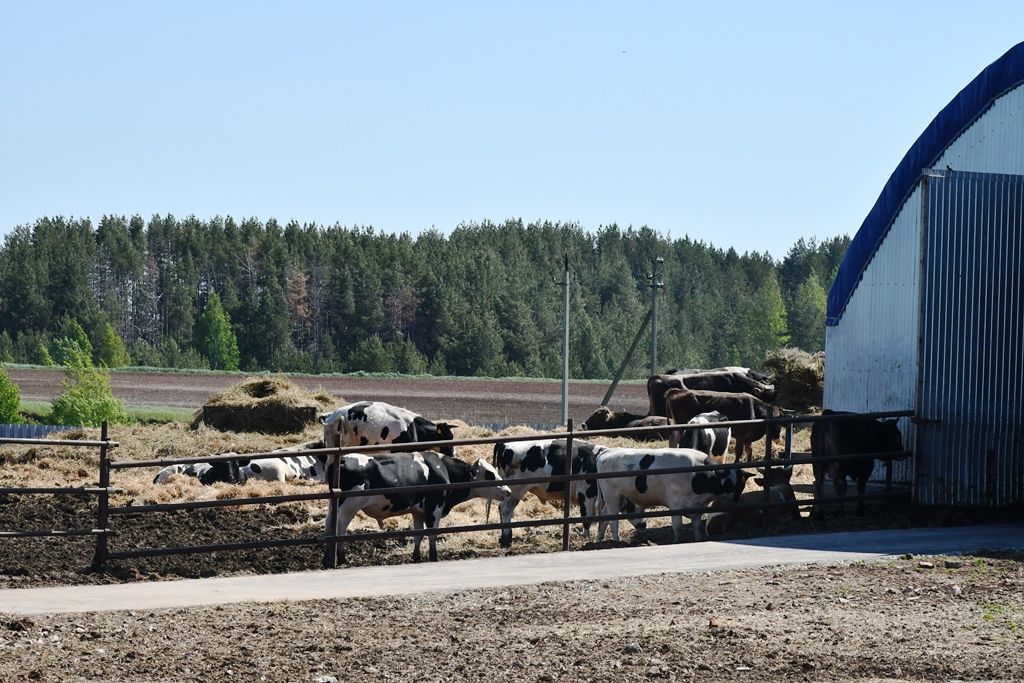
top-left (1, 524), bottom-right (1021, 615)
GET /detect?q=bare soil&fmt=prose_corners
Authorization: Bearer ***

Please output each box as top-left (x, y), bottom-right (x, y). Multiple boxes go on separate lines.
top-left (1, 553), bottom-right (1022, 682)
top-left (8, 367), bottom-right (649, 426)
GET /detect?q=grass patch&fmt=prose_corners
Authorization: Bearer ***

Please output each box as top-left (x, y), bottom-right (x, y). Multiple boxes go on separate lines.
top-left (18, 400), bottom-right (191, 425)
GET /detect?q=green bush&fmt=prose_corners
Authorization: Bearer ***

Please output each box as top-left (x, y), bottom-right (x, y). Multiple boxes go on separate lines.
top-left (0, 368), bottom-right (20, 423)
top-left (32, 341), bottom-right (55, 366)
top-left (49, 345), bottom-right (129, 427)
top-left (94, 321), bottom-right (131, 367)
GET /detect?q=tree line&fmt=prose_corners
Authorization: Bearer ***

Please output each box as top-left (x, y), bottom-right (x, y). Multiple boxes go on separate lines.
top-left (0, 216), bottom-right (847, 379)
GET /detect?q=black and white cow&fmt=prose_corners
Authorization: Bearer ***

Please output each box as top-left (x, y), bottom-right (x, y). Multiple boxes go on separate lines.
top-left (153, 457), bottom-right (246, 486)
top-left (675, 411), bottom-right (731, 456)
top-left (240, 441), bottom-right (328, 483)
top-left (328, 451), bottom-right (510, 563)
top-left (152, 462), bottom-right (213, 484)
top-left (321, 401), bottom-right (456, 456)
top-left (595, 447), bottom-right (752, 543)
top-left (811, 410), bottom-right (904, 518)
top-left (492, 439), bottom-right (614, 547)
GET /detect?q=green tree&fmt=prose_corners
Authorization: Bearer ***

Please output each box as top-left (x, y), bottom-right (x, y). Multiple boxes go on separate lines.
top-left (51, 319), bottom-right (93, 366)
top-left (193, 293), bottom-right (241, 371)
top-left (0, 331), bottom-right (12, 362)
top-left (788, 272), bottom-right (827, 351)
top-left (32, 341), bottom-right (54, 366)
top-left (49, 345), bottom-right (129, 426)
top-left (745, 273), bottom-right (790, 362)
top-left (0, 368), bottom-right (20, 422)
top-left (94, 321), bottom-right (131, 367)
top-left (349, 335), bottom-right (393, 373)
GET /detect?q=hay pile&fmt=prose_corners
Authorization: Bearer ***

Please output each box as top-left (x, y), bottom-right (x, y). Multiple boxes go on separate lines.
top-left (762, 347), bottom-right (824, 410)
top-left (189, 376), bottom-right (337, 434)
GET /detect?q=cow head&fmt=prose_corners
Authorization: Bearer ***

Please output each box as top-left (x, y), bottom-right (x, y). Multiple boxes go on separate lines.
top-left (581, 406), bottom-right (612, 431)
top-left (199, 458), bottom-right (243, 486)
top-left (882, 419), bottom-right (904, 453)
top-left (434, 422), bottom-right (457, 456)
top-left (320, 410), bottom-right (342, 448)
top-left (469, 459), bottom-right (511, 501)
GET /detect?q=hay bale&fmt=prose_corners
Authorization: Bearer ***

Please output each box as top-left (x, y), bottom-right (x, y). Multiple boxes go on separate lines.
top-left (189, 376), bottom-right (337, 434)
top-left (762, 348), bottom-right (824, 410)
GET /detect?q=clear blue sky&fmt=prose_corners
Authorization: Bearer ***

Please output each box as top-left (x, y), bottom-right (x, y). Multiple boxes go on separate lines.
top-left (2, 2), bottom-right (1022, 257)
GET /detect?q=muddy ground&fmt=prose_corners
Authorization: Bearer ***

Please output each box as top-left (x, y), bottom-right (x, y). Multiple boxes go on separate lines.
top-left (1, 553), bottom-right (1022, 682)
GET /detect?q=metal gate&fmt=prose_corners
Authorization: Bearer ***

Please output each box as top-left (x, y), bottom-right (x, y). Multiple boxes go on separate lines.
top-left (916, 169), bottom-right (1024, 506)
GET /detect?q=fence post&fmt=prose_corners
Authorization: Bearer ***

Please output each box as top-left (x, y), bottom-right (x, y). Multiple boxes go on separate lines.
top-left (324, 450), bottom-right (341, 569)
top-left (561, 418), bottom-right (574, 551)
top-left (762, 423), bottom-right (773, 524)
top-left (91, 420), bottom-right (110, 570)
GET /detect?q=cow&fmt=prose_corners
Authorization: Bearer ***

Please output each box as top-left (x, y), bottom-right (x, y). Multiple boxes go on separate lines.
top-left (153, 457), bottom-right (247, 485)
top-left (678, 411), bottom-right (731, 457)
top-left (580, 406), bottom-right (669, 441)
top-left (240, 441), bottom-right (328, 483)
top-left (811, 410), bottom-right (904, 518)
top-left (594, 447), bottom-right (752, 543)
top-left (704, 467), bottom-right (800, 535)
top-left (665, 388), bottom-right (785, 460)
top-left (490, 439), bottom-right (647, 547)
top-left (320, 401), bottom-right (456, 456)
top-left (152, 462), bottom-right (212, 484)
top-left (327, 452), bottom-right (510, 564)
top-left (647, 371), bottom-right (776, 417)
top-left (666, 366), bottom-right (771, 384)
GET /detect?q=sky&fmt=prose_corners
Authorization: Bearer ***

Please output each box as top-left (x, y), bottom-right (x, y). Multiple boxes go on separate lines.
top-left (2, 2), bottom-right (1023, 258)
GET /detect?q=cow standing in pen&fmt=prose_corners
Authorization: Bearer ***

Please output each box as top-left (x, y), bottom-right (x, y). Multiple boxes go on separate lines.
top-left (811, 410), bottom-right (904, 518)
top-left (327, 451), bottom-right (510, 564)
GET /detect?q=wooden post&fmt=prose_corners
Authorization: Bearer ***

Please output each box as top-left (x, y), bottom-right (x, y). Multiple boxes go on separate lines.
top-left (762, 425), bottom-right (772, 524)
top-left (91, 421), bottom-right (110, 569)
top-left (561, 418), bottom-right (574, 551)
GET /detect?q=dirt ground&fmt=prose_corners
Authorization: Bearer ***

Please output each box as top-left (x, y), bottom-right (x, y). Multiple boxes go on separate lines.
top-left (1, 553), bottom-right (1022, 682)
top-left (7, 367), bottom-right (650, 426)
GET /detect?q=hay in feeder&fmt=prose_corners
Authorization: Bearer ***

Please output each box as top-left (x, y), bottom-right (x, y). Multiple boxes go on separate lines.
top-left (762, 347), bottom-right (824, 410)
top-left (189, 376), bottom-right (338, 434)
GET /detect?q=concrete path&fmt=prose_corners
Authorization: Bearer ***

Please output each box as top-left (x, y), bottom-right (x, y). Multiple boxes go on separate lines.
top-left (1, 524), bottom-right (1021, 615)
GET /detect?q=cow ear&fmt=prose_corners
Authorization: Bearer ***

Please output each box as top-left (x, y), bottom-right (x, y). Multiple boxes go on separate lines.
top-left (754, 477), bottom-right (765, 487)
top-left (318, 412), bottom-right (330, 424)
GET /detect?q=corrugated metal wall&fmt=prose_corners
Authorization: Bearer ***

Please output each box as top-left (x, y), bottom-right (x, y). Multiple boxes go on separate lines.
top-left (0, 423), bottom-right (81, 439)
top-left (916, 169), bottom-right (1024, 506)
top-left (824, 192), bottom-right (921, 483)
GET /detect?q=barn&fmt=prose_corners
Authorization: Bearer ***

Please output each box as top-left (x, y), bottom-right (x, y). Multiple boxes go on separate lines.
top-left (824, 42), bottom-right (1024, 507)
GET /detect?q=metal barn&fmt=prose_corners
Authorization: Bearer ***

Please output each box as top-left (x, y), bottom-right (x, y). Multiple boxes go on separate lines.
top-left (825, 42), bottom-right (1024, 507)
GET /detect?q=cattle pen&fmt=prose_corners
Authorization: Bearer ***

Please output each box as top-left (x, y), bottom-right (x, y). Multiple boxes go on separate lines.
top-left (0, 410), bottom-right (915, 573)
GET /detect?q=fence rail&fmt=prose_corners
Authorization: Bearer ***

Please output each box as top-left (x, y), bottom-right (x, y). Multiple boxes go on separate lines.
top-left (0, 409), bottom-right (916, 570)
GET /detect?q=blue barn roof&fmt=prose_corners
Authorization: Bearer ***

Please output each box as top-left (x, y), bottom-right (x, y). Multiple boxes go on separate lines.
top-left (827, 41), bottom-right (1024, 326)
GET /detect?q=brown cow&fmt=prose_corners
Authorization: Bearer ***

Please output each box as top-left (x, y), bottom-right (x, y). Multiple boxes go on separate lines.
top-left (664, 387), bottom-right (785, 460)
top-left (647, 371), bottom-right (776, 417)
top-left (580, 406), bottom-right (668, 442)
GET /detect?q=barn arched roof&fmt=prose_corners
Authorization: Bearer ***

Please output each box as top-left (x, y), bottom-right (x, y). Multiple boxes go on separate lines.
top-left (827, 41), bottom-right (1024, 326)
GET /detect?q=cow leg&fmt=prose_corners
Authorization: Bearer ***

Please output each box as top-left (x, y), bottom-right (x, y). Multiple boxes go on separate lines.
top-left (687, 514), bottom-right (707, 542)
top-left (624, 499), bottom-right (647, 531)
top-left (330, 506), bottom-right (357, 566)
top-left (427, 505), bottom-right (443, 562)
top-left (856, 475), bottom-right (869, 516)
top-left (412, 517), bottom-right (425, 563)
top-left (833, 475), bottom-right (848, 516)
top-left (498, 493), bottom-right (524, 549)
top-left (599, 494), bottom-right (622, 542)
top-left (576, 490), bottom-right (591, 540)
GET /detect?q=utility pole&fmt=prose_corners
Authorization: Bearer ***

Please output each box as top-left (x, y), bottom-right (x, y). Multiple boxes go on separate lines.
top-left (561, 253), bottom-right (570, 426)
top-left (649, 257), bottom-right (664, 376)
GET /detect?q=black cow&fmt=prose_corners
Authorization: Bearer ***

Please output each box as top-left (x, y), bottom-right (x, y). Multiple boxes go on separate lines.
top-left (327, 452), bottom-right (510, 563)
top-left (647, 371), bottom-right (776, 417)
top-left (581, 406), bottom-right (669, 441)
top-left (811, 409), bottom-right (904, 518)
top-left (665, 388), bottom-right (785, 460)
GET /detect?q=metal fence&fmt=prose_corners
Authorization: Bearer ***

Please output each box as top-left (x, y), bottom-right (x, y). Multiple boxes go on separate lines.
top-left (0, 423), bottom-right (120, 570)
top-left (85, 409), bottom-right (913, 569)
top-left (0, 423), bottom-right (81, 439)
